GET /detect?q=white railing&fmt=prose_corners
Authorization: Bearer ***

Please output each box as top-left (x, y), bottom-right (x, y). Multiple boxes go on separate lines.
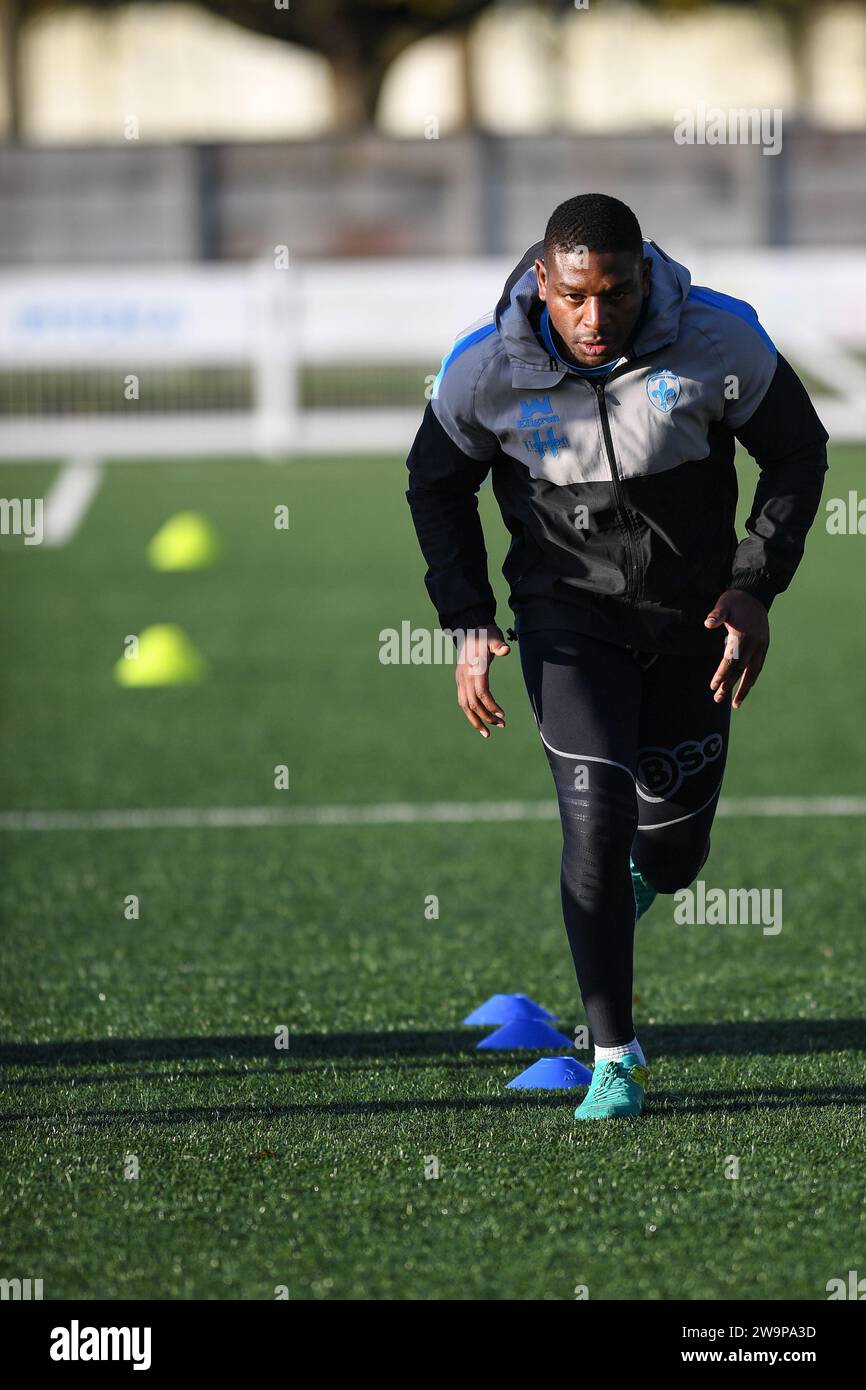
top-left (0, 250), bottom-right (863, 462)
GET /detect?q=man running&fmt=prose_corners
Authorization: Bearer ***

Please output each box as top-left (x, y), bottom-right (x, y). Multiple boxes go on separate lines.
top-left (405, 193), bottom-right (828, 1120)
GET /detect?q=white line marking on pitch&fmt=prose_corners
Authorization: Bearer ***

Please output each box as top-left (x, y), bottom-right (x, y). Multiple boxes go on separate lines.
top-left (42, 457), bottom-right (104, 547)
top-left (0, 797), bottom-right (864, 832)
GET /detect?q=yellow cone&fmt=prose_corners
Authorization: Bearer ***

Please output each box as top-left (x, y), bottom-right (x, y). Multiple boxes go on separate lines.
top-left (114, 624), bottom-right (206, 687)
top-left (146, 511), bottom-right (221, 571)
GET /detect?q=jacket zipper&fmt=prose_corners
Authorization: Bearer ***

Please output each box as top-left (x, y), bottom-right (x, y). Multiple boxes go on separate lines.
top-left (593, 379), bottom-right (640, 606)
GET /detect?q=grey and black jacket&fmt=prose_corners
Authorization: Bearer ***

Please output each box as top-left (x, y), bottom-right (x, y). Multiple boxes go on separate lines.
top-left (405, 239), bottom-right (829, 655)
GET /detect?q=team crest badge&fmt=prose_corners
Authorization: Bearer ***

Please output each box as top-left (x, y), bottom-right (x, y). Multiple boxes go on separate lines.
top-left (646, 369), bottom-right (681, 413)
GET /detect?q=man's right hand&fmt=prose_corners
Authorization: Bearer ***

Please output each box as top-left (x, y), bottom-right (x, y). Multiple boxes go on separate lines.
top-left (454, 626), bottom-right (510, 737)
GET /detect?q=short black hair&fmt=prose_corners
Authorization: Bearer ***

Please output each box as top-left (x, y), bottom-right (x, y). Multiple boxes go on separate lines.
top-left (543, 193), bottom-right (643, 261)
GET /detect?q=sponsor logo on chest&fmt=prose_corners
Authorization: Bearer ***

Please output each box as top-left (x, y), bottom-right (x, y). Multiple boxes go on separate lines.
top-left (515, 395), bottom-right (570, 459)
top-left (509, 366), bottom-right (692, 474)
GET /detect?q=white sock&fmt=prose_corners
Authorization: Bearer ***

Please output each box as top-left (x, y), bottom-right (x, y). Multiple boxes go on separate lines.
top-left (595, 1038), bottom-right (646, 1066)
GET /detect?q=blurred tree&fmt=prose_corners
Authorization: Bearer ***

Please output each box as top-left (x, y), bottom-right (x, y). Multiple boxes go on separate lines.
top-left (3, 0), bottom-right (495, 134)
top-left (1, 0), bottom-right (844, 139)
top-left (1, 0), bottom-right (23, 138)
top-left (202, 1), bottom-right (497, 128)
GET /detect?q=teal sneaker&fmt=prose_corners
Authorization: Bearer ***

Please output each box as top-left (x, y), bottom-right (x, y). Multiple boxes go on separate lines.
top-left (630, 855), bottom-right (657, 921)
top-left (574, 1053), bottom-right (650, 1120)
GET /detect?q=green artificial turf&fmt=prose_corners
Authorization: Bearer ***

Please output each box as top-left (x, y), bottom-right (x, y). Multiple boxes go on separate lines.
top-left (0, 447), bottom-right (864, 1300)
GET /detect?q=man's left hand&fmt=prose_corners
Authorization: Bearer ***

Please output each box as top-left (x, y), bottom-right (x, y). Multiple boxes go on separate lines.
top-left (704, 589), bottom-right (770, 709)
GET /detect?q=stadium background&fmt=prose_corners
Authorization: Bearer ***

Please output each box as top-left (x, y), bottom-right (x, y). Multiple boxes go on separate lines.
top-left (1, 0), bottom-right (864, 1303)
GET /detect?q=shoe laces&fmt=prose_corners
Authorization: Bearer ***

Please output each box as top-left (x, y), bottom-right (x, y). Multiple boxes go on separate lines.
top-left (592, 1060), bottom-right (629, 1094)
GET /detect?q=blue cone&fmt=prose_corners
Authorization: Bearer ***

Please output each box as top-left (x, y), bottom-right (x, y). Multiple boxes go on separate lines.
top-left (506, 1056), bottom-right (593, 1090)
top-left (476, 1018), bottom-right (575, 1050)
top-left (463, 992), bottom-right (556, 1026)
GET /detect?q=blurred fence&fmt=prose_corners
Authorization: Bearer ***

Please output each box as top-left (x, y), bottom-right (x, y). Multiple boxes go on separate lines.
top-left (0, 249), bottom-right (863, 463)
top-left (1, 131), bottom-right (866, 264)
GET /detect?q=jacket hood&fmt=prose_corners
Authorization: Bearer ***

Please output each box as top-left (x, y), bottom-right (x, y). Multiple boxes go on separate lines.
top-left (494, 238), bottom-right (692, 382)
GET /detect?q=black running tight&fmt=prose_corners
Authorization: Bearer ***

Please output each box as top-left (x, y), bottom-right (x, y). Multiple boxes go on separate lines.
top-left (518, 627), bottom-right (731, 1046)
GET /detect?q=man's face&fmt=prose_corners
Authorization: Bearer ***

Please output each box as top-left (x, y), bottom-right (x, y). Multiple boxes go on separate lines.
top-left (535, 248), bottom-right (651, 368)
